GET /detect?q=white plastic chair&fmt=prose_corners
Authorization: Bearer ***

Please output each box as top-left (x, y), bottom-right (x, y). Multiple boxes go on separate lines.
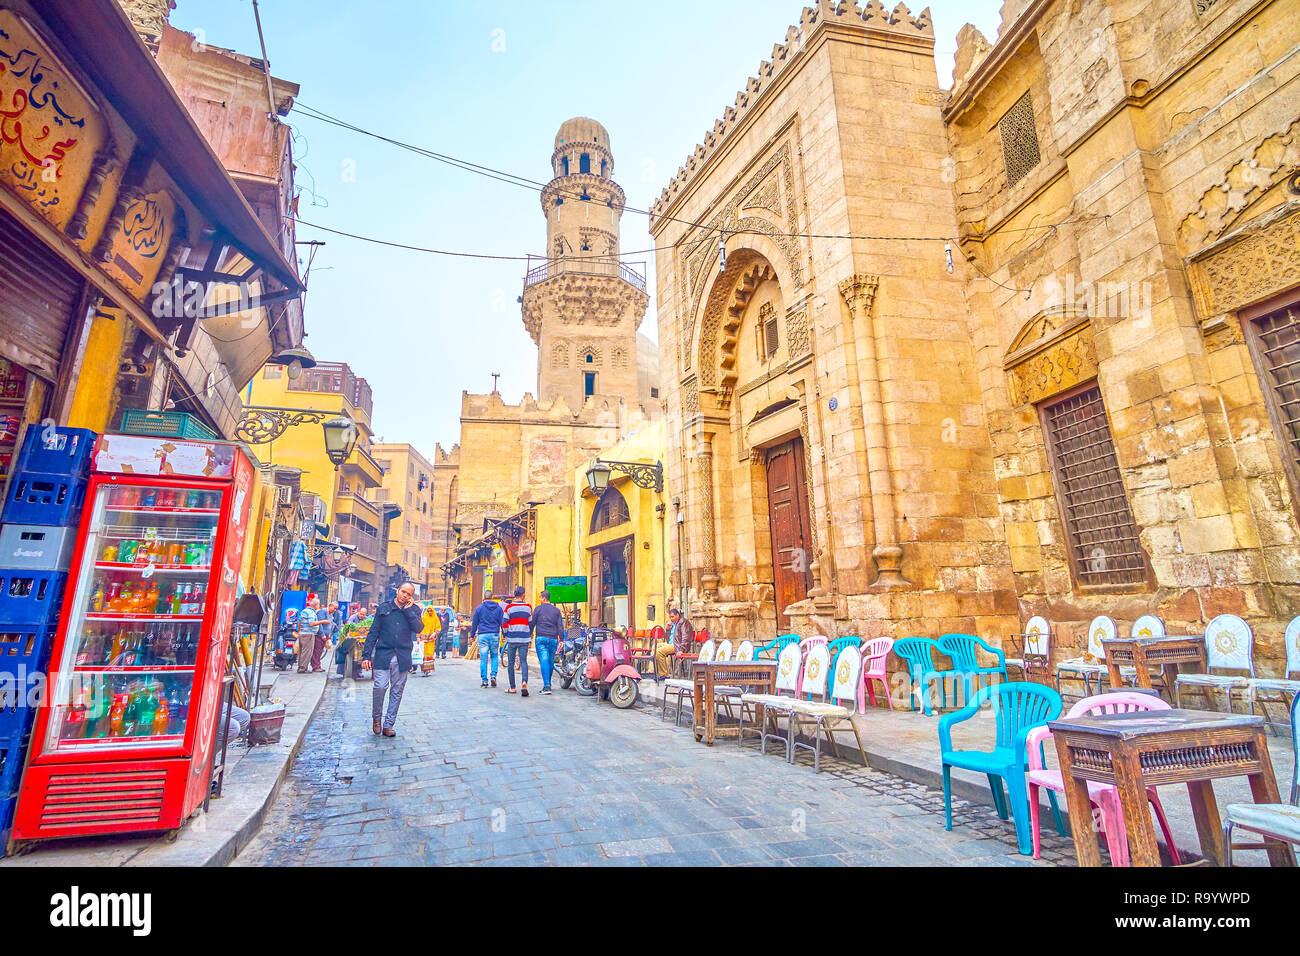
top-left (1175, 614), bottom-right (1254, 713)
top-left (1131, 614), bottom-right (1166, 640)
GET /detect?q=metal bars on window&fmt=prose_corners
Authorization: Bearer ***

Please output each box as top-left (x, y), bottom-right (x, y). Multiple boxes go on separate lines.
top-left (999, 90), bottom-right (1041, 187)
top-left (1043, 385), bottom-right (1147, 587)
top-left (1254, 306), bottom-right (1300, 475)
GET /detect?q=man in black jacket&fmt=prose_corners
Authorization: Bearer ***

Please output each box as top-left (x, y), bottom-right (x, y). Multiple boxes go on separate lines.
top-left (362, 582), bottom-right (424, 737)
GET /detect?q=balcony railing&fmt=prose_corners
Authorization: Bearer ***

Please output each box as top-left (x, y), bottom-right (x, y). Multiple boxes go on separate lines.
top-left (335, 521), bottom-right (381, 561)
top-left (522, 255), bottom-right (646, 294)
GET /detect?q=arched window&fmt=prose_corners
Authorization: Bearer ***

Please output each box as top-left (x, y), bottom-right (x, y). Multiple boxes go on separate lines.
top-left (579, 153), bottom-right (591, 174)
top-left (591, 486), bottom-right (630, 533)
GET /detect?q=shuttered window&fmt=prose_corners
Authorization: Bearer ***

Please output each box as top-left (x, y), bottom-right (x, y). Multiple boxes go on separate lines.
top-left (0, 207), bottom-right (82, 380)
top-left (1042, 384), bottom-right (1148, 587)
top-left (1252, 304), bottom-right (1300, 483)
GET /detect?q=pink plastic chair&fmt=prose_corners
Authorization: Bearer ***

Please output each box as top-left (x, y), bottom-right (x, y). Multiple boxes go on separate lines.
top-left (1025, 692), bottom-right (1181, 866)
top-left (860, 637), bottom-right (895, 711)
top-left (796, 636), bottom-right (828, 695)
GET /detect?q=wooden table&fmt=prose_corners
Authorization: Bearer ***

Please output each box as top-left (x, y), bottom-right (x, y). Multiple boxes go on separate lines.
top-left (692, 660), bottom-right (777, 746)
top-left (1049, 709), bottom-right (1296, 867)
top-left (1103, 634), bottom-right (1207, 692)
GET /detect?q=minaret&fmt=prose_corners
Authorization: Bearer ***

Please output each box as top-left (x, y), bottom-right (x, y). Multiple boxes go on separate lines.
top-left (522, 117), bottom-right (648, 410)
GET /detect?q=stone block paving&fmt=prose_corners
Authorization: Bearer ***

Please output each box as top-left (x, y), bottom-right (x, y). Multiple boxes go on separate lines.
top-left (233, 660), bottom-right (1078, 866)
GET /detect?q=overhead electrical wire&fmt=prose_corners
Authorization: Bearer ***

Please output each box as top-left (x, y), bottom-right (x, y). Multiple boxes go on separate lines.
top-left (292, 102), bottom-right (1106, 250)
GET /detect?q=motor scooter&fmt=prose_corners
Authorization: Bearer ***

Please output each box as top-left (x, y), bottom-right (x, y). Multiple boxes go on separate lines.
top-left (271, 621), bottom-right (298, 671)
top-left (553, 624), bottom-right (588, 690)
top-left (574, 626), bottom-right (640, 708)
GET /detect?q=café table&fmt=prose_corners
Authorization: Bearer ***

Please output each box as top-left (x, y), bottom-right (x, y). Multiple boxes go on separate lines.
top-left (1049, 709), bottom-right (1296, 867)
top-left (1102, 634), bottom-right (1207, 693)
top-left (691, 659), bottom-right (778, 746)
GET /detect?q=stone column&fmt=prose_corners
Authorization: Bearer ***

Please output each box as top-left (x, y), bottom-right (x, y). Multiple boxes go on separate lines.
top-left (839, 274), bottom-right (909, 587)
top-left (697, 431), bottom-right (720, 596)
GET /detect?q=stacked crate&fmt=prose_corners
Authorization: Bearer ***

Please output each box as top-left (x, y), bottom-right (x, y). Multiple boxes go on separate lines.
top-left (0, 427), bottom-right (94, 849)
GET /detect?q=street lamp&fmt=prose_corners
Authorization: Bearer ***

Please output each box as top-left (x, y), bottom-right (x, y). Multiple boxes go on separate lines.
top-left (585, 459), bottom-right (664, 494)
top-left (585, 460), bottom-right (612, 495)
top-left (322, 416), bottom-right (358, 469)
top-left (269, 345), bottom-right (317, 382)
top-left (330, 546), bottom-right (345, 563)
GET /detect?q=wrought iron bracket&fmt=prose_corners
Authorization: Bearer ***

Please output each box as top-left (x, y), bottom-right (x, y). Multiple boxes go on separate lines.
top-left (235, 406), bottom-right (337, 444)
top-left (599, 459), bottom-right (664, 492)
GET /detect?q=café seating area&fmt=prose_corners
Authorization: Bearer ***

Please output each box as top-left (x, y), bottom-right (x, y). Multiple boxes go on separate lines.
top-left (655, 613), bottom-right (1300, 867)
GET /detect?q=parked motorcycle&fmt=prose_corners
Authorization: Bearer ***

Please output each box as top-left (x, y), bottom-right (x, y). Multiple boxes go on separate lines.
top-left (554, 624), bottom-right (588, 690)
top-left (271, 621), bottom-right (298, 671)
top-left (575, 626), bottom-right (640, 708)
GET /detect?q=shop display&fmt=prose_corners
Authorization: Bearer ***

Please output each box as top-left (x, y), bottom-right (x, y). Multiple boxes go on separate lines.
top-left (12, 436), bottom-right (255, 840)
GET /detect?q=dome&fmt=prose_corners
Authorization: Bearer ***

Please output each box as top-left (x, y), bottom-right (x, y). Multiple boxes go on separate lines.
top-left (554, 117), bottom-right (610, 152)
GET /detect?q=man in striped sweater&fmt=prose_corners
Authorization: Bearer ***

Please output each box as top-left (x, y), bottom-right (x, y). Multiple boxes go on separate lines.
top-left (502, 585), bottom-right (534, 697)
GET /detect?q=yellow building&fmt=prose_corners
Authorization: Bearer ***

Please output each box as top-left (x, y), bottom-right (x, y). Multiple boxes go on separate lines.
top-left (572, 417), bottom-right (669, 629)
top-left (370, 442), bottom-right (438, 595)
top-left (246, 360), bottom-right (386, 602)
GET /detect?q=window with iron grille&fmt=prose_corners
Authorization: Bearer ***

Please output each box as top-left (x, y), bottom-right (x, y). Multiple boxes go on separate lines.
top-left (756, 302), bottom-right (779, 360)
top-left (1252, 302), bottom-right (1300, 486)
top-left (1042, 384), bottom-right (1148, 587)
top-left (999, 90), bottom-right (1041, 187)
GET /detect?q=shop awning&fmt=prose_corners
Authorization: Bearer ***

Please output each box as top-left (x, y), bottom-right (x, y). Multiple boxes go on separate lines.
top-left (31, 0), bottom-right (304, 296)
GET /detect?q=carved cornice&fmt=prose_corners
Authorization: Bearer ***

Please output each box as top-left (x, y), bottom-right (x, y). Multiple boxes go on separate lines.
top-left (1187, 205), bottom-right (1300, 317)
top-left (1003, 311), bottom-right (1098, 407)
top-left (650, 0), bottom-right (933, 227)
top-left (838, 273), bottom-right (880, 315)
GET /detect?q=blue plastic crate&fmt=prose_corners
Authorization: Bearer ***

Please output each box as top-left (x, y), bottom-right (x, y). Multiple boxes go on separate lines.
top-left (1, 425), bottom-right (96, 528)
top-left (9, 427), bottom-right (95, 482)
top-left (0, 626), bottom-right (54, 738)
top-left (0, 570), bottom-right (66, 628)
top-left (0, 730), bottom-right (25, 798)
top-left (0, 731), bottom-right (27, 849)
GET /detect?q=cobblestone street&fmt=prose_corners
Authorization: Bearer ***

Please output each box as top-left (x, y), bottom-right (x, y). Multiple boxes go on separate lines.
top-left (234, 659), bottom-right (1077, 866)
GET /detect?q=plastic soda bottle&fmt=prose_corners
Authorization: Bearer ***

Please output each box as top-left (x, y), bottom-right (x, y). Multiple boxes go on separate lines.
top-left (153, 693), bottom-right (170, 735)
top-left (109, 694), bottom-right (127, 736)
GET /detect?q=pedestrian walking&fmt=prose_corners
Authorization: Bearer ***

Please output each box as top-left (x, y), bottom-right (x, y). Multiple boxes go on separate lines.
top-left (502, 586), bottom-right (533, 696)
top-left (436, 606), bottom-right (452, 659)
top-left (530, 589), bottom-right (564, 695)
top-left (296, 596), bottom-right (324, 674)
top-left (471, 592), bottom-right (505, 687)
top-left (361, 582), bottom-right (424, 737)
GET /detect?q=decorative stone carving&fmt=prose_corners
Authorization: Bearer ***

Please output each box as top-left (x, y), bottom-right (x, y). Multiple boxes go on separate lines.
top-left (1003, 307), bottom-right (1096, 406)
top-left (697, 432), bottom-right (719, 595)
top-left (1177, 120), bottom-right (1300, 253)
top-left (1188, 208), bottom-right (1300, 317)
top-left (551, 341), bottom-right (569, 368)
top-left (785, 307), bottom-right (810, 359)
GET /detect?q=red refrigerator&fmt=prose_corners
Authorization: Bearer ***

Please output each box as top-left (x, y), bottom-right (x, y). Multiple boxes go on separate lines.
top-left (12, 434), bottom-right (256, 840)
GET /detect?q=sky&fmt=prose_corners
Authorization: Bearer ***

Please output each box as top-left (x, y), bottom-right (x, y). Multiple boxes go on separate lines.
top-left (169, 0), bottom-right (1004, 454)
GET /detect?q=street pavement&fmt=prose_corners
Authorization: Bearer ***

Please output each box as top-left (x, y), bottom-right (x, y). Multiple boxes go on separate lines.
top-left (233, 657), bottom-right (1078, 866)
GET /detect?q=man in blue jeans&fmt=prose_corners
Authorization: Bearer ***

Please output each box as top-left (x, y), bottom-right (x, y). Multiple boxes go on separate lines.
top-left (530, 589), bottom-right (565, 695)
top-left (471, 593), bottom-right (505, 687)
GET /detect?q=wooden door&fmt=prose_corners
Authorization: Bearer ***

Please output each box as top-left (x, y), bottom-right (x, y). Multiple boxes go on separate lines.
top-left (765, 438), bottom-right (813, 629)
top-left (588, 548), bottom-right (603, 627)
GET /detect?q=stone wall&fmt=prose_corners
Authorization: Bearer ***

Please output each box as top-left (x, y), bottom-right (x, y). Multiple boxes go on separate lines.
top-left (945, 0), bottom-right (1300, 674)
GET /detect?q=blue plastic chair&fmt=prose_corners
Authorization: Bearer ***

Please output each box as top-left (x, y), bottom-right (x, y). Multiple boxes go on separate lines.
top-left (823, 637), bottom-right (862, 700)
top-left (939, 634), bottom-right (1008, 709)
top-left (754, 633), bottom-right (799, 662)
top-left (894, 637), bottom-right (946, 715)
top-left (939, 681), bottom-right (1063, 855)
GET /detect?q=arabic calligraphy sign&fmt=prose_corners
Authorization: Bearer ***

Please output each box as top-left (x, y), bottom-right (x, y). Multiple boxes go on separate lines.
top-left (103, 189), bottom-right (176, 298)
top-left (0, 10), bottom-right (106, 231)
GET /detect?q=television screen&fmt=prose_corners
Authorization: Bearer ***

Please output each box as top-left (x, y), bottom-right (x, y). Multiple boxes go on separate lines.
top-left (544, 575), bottom-right (588, 604)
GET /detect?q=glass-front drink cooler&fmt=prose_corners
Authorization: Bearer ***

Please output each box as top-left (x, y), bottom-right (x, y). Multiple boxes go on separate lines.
top-left (13, 436), bottom-right (255, 841)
